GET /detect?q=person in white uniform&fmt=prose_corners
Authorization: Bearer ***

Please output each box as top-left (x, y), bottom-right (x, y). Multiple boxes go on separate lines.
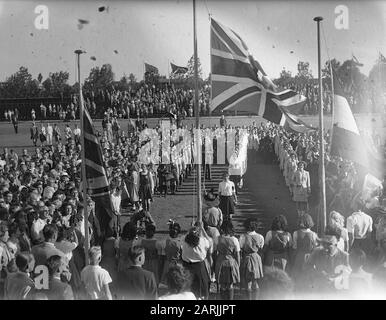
top-left (218, 172), bottom-right (237, 219)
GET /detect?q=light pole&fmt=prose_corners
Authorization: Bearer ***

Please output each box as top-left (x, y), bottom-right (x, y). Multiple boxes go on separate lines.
top-left (313, 17), bottom-right (327, 235)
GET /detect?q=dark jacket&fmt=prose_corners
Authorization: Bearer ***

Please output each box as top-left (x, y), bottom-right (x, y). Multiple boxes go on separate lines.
top-left (117, 266), bottom-right (157, 300)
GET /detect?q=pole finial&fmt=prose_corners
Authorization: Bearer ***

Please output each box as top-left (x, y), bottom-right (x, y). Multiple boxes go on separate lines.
top-left (313, 16), bottom-right (323, 22)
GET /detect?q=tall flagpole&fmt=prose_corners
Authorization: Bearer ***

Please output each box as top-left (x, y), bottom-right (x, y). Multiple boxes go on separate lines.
top-left (314, 17), bottom-right (327, 235)
top-left (193, 0), bottom-right (202, 223)
top-left (329, 60), bottom-right (335, 134)
top-left (75, 49), bottom-right (90, 265)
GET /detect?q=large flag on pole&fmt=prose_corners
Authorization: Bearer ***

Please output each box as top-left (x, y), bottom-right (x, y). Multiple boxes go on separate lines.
top-left (83, 105), bottom-right (114, 218)
top-left (281, 108), bottom-right (317, 133)
top-left (210, 18), bottom-right (307, 124)
top-left (330, 70), bottom-right (385, 180)
top-left (170, 62), bottom-right (188, 74)
top-left (144, 62), bottom-right (159, 74)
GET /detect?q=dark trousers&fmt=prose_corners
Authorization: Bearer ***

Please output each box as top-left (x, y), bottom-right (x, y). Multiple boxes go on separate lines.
top-left (204, 164), bottom-right (211, 180)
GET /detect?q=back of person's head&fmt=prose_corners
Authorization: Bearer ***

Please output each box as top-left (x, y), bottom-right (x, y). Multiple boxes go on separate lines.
top-left (46, 255), bottom-right (62, 277)
top-left (329, 211), bottom-right (344, 229)
top-left (43, 224), bottom-right (58, 242)
top-left (166, 264), bottom-right (192, 294)
top-left (350, 248), bottom-right (367, 272)
top-left (298, 214), bottom-right (314, 229)
top-left (145, 224), bottom-right (156, 238)
top-left (260, 267), bottom-right (294, 300)
top-left (121, 222), bottom-right (137, 240)
top-left (271, 215), bottom-right (288, 231)
top-left (16, 252), bottom-right (33, 273)
top-left (168, 221), bottom-right (181, 238)
top-left (185, 227), bottom-right (200, 248)
top-left (220, 219), bottom-right (234, 236)
top-left (128, 245), bottom-right (145, 265)
top-left (88, 246), bottom-right (102, 265)
top-left (244, 218), bottom-right (259, 232)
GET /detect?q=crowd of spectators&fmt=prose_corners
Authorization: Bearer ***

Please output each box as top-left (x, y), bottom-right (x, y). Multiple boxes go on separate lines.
top-left (1, 83), bottom-right (212, 122)
top-left (0, 111), bottom-right (386, 300)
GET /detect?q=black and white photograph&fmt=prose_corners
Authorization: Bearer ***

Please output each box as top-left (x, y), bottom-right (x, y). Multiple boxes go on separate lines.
top-left (0, 0), bottom-right (385, 305)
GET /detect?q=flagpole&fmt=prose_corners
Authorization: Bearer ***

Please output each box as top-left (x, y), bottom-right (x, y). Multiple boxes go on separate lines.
top-left (329, 60), bottom-right (335, 135)
top-left (314, 17), bottom-right (327, 235)
top-left (168, 60), bottom-right (170, 85)
top-left (75, 49), bottom-right (90, 265)
top-left (193, 0), bottom-right (202, 223)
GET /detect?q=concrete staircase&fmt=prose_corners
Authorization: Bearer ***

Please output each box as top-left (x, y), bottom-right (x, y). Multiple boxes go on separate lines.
top-left (175, 164), bottom-right (229, 195)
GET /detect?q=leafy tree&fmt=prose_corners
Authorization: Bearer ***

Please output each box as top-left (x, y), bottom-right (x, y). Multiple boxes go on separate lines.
top-left (295, 61), bottom-right (313, 82)
top-left (1, 66), bottom-right (36, 98)
top-left (322, 58), bottom-right (341, 89)
top-left (117, 74), bottom-right (129, 91)
top-left (50, 71), bottom-right (70, 96)
top-left (128, 73), bottom-right (137, 84)
top-left (337, 59), bottom-right (368, 112)
top-left (186, 55), bottom-right (203, 80)
top-left (275, 68), bottom-right (293, 87)
top-left (368, 54), bottom-right (386, 112)
top-left (84, 64), bottom-right (115, 92)
top-left (42, 77), bottom-right (53, 96)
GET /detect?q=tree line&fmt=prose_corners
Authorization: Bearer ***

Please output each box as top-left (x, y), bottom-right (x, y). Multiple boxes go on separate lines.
top-left (1, 57), bottom-right (385, 113)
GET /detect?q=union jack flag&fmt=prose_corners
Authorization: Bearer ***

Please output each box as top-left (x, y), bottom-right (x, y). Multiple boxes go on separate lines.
top-left (210, 18), bottom-right (306, 125)
top-left (83, 104), bottom-right (114, 218)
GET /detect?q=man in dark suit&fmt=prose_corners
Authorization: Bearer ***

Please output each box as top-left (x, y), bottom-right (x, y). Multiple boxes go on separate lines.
top-left (117, 245), bottom-right (157, 300)
top-left (42, 255), bottom-right (74, 300)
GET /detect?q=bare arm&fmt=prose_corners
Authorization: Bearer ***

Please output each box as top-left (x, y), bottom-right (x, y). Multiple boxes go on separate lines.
top-left (103, 283), bottom-right (113, 300)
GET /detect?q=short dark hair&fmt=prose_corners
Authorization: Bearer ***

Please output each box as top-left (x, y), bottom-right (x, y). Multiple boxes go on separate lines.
top-left (15, 252), bottom-right (31, 273)
top-left (145, 224), bottom-right (156, 238)
top-left (220, 219), bottom-right (234, 236)
top-left (46, 255), bottom-right (62, 276)
top-left (185, 227), bottom-right (200, 248)
top-left (43, 224), bottom-right (58, 241)
top-left (169, 222), bottom-right (181, 238)
top-left (244, 218), bottom-right (259, 232)
top-left (128, 245), bottom-right (144, 263)
top-left (121, 222), bottom-right (137, 240)
top-left (271, 215), bottom-right (288, 231)
top-left (165, 264), bottom-right (192, 294)
top-left (298, 214), bottom-right (314, 229)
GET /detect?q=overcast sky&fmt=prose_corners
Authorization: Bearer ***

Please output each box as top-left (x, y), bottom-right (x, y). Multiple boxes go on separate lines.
top-left (0, 0), bottom-right (385, 84)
